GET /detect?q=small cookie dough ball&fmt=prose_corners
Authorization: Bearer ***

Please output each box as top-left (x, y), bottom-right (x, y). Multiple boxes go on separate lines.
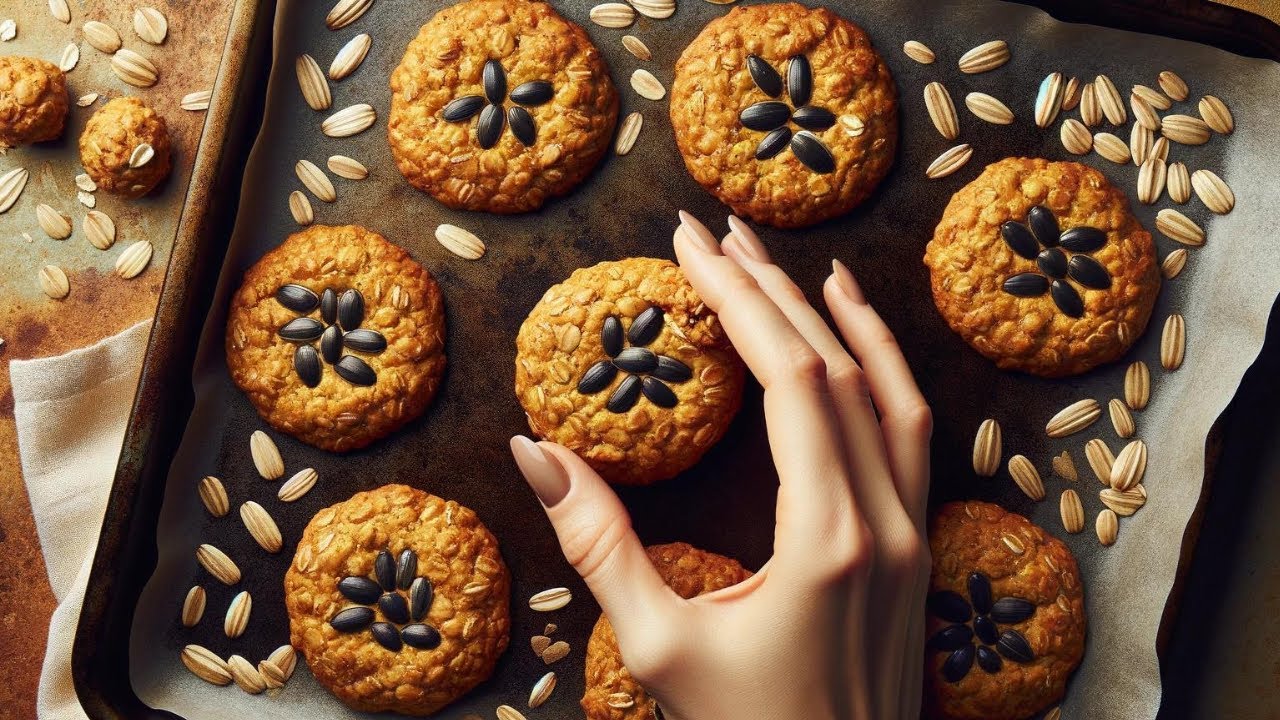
top-left (0, 56), bottom-right (69, 147)
top-left (79, 97), bottom-right (172, 199)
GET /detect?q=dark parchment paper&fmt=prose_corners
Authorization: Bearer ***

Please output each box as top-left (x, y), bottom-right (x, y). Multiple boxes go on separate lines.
top-left (127, 1), bottom-right (1280, 718)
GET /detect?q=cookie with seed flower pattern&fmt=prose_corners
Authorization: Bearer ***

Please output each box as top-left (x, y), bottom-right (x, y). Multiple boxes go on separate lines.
top-left (582, 543), bottom-right (753, 720)
top-left (514, 258), bottom-right (746, 485)
top-left (285, 484), bottom-right (510, 715)
top-left (924, 501), bottom-right (1086, 720)
top-left (226, 225), bottom-right (446, 452)
top-left (387, 0), bottom-right (618, 213)
top-left (924, 157), bottom-right (1160, 377)
top-left (669, 3), bottom-right (898, 228)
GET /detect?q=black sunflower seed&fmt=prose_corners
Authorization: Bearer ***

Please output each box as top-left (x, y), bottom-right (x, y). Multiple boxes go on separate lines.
top-left (996, 629), bottom-right (1035, 663)
top-left (337, 289), bottom-right (364, 330)
top-left (321, 324), bottom-right (343, 364)
top-left (578, 360), bottom-right (618, 395)
top-left (477, 103), bottom-right (504, 149)
top-left (330, 606), bottom-right (375, 633)
top-left (601, 316), bottom-right (624, 357)
top-left (379, 592), bottom-right (411, 624)
top-left (787, 55), bottom-right (812, 107)
top-left (654, 705), bottom-right (666, 720)
top-left (607, 374), bottom-right (642, 413)
top-left (1060, 227), bottom-right (1107, 253)
top-left (641, 377), bottom-right (678, 408)
top-left (294, 345), bottom-right (321, 387)
top-left (395, 549), bottom-right (417, 589)
top-left (790, 131), bottom-right (835, 174)
top-left (402, 623), bottom-right (442, 649)
top-left (442, 94), bottom-right (485, 122)
top-left (371, 622), bottom-right (403, 651)
top-left (740, 101), bottom-right (791, 131)
top-left (321, 288), bottom-right (337, 324)
top-left (973, 615), bottom-right (998, 645)
top-left (926, 624), bottom-right (973, 651)
top-left (279, 317), bottom-right (324, 342)
top-left (755, 127), bottom-right (792, 160)
top-left (510, 80), bottom-right (553, 106)
top-left (976, 645), bottom-right (1003, 674)
top-left (927, 590), bottom-right (972, 624)
top-left (652, 356), bottom-right (692, 383)
top-left (1028, 205), bottom-right (1060, 246)
top-left (1002, 273), bottom-right (1050, 297)
top-left (1000, 222), bottom-right (1040, 260)
top-left (276, 284), bottom-right (319, 312)
top-left (968, 572), bottom-right (993, 614)
top-left (614, 347), bottom-right (658, 374)
top-left (1051, 279), bottom-right (1085, 317)
top-left (747, 54), bottom-right (782, 97)
top-left (1037, 248), bottom-right (1068, 279)
top-left (628, 306), bottom-right (664, 346)
top-left (409, 577), bottom-right (433, 621)
top-left (338, 577), bottom-right (382, 604)
top-left (990, 597), bottom-right (1036, 624)
top-left (942, 645), bottom-right (974, 683)
top-left (344, 328), bottom-right (387, 353)
top-left (375, 550), bottom-right (396, 591)
top-left (1068, 255), bottom-right (1112, 289)
top-left (482, 59), bottom-right (507, 105)
top-left (791, 106), bottom-right (836, 131)
top-left (335, 355), bottom-right (377, 386)
top-left (508, 106), bottom-right (536, 146)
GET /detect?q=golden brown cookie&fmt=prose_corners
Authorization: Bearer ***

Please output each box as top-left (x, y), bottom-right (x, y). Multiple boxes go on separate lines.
top-left (582, 543), bottom-right (752, 720)
top-left (226, 225), bottom-right (446, 452)
top-left (285, 484), bottom-right (510, 716)
top-left (0, 56), bottom-right (67, 147)
top-left (388, 0), bottom-right (618, 213)
top-left (924, 157), bottom-right (1160, 377)
top-left (79, 96), bottom-right (172, 198)
top-left (924, 501), bottom-right (1086, 720)
top-left (669, 3), bottom-right (898, 228)
top-left (514, 258), bottom-right (745, 485)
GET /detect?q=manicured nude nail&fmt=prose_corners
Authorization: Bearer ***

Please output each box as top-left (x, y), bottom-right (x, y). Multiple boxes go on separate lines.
top-left (726, 215), bottom-right (769, 263)
top-left (831, 258), bottom-right (867, 304)
top-left (510, 436), bottom-right (570, 508)
top-left (677, 210), bottom-right (722, 254)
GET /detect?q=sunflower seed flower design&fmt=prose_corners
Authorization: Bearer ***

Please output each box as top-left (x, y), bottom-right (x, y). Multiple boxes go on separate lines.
top-left (329, 548), bottom-right (442, 653)
top-left (926, 571), bottom-right (1037, 681)
top-left (577, 305), bottom-right (693, 413)
top-left (440, 59), bottom-right (554, 149)
top-left (738, 54), bottom-right (837, 174)
top-left (275, 285), bottom-right (386, 387)
top-left (999, 204), bottom-right (1112, 318)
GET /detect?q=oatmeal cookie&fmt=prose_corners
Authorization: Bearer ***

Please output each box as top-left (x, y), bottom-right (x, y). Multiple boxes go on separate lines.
top-left (388, 0), bottom-right (618, 213)
top-left (79, 96), bottom-right (172, 198)
top-left (924, 501), bottom-right (1086, 720)
top-left (669, 3), bottom-right (898, 228)
top-left (514, 258), bottom-right (745, 485)
top-left (226, 225), bottom-right (446, 452)
top-left (285, 484), bottom-right (510, 716)
top-left (582, 543), bottom-right (752, 720)
top-left (0, 56), bottom-right (68, 147)
top-left (924, 157), bottom-right (1160, 377)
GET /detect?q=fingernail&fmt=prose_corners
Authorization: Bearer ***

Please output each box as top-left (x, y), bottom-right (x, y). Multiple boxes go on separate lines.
top-left (677, 210), bottom-right (722, 254)
top-left (510, 436), bottom-right (570, 508)
top-left (831, 258), bottom-right (867, 304)
top-left (726, 215), bottom-right (769, 263)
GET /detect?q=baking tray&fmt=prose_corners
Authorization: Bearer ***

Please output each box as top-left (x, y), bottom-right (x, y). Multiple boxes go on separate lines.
top-left (75, 1), bottom-right (1280, 718)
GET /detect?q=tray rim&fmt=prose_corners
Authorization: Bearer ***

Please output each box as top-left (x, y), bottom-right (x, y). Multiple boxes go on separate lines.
top-left (71, 0), bottom-right (1280, 718)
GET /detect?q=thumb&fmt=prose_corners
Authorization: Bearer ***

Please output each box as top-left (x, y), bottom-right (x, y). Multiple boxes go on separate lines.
top-left (509, 436), bottom-right (676, 641)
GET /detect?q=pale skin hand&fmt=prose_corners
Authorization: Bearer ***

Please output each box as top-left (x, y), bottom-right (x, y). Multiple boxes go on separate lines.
top-left (510, 211), bottom-right (932, 720)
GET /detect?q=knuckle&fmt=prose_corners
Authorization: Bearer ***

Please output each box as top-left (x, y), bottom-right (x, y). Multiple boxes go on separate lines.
top-left (619, 632), bottom-right (682, 686)
top-left (782, 346), bottom-right (828, 389)
top-left (822, 521), bottom-right (875, 581)
top-left (884, 532), bottom-right (926, 580)
top-left (889, 401), bottom-right (934, 440)
top-left (826, 359), bottom-right (870, 397)
top-left (558, 513), bottom-right (632, 585)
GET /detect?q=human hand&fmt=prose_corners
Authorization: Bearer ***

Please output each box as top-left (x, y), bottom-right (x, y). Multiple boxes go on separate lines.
top-left (510, 211), bottom-right (932, 720)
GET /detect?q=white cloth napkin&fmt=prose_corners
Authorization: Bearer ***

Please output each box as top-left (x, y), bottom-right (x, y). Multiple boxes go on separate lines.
top-left (11, 319), bottom-right (154, 720)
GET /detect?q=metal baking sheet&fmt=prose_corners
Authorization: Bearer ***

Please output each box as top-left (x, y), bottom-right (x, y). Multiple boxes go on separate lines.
top-left (96, 1), bottom-right (1280, 719)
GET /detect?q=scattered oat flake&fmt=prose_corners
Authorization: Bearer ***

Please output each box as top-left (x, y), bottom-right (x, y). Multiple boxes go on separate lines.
top-left (77, 92), bottom-right (99, 107)
top-left (77, 190), bottom-right (95, 208)
top-left (1, 19), bottom-right (16, 42)
top-left (182, 90), bottom-right (213, 111)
